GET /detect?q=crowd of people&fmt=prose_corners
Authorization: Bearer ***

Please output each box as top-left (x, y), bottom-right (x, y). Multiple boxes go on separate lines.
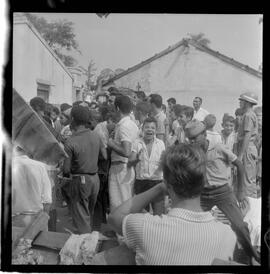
top-left (12, 88), bottom-right (262, 265)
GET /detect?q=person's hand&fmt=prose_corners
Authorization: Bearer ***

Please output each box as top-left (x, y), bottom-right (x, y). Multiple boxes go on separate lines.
top-left (136, 149), bottom-right (143, 161)
top-left (237, 155), bottom-right (243, 163)
top-left (239, 197), bottom-right (250, 217)
top-left (159, 182), bottom-right (168, 196)
top-left (43, 203), bottom-right (51, 214)
top-left (236, 190), bottom-right (246, 203)
top-left (107, 138), bottom-right (114, 148)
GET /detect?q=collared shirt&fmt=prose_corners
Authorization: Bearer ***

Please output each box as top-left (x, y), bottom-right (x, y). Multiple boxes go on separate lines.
top-left (221, 130), bottom-right (237, 152)
top-left (132, 137), bottom-right (165, 180)
top-left (237, 108), bottom-right (258, 145)
top-left (12, 155), bottom-right (52, 215)
top-left (206, 130), bottom-right (222, 148)
top-left (123, 208), bottom-right (236, 265)
top-left (111, 116), bottom-right (139, 163)
top-left (61, 124), bottom-right (72, 140)
top-left (193, 107), bottom-right (209, 122)
top-left (64, 128), bottom-right (101, 174)
top-left (205, 143), bottom-right (237, 188)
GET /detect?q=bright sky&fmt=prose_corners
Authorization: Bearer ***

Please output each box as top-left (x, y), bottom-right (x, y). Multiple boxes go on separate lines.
top-left (30, 13), bottom-right (263, 78)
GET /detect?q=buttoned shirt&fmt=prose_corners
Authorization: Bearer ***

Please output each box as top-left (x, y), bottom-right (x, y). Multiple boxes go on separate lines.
top-left (193, 107), bottom-right (209, 121)
top-left (111, 116), bottom-right (139, 163)
top-left (132, 137), bottom-right (165, 180)
top-left (205, 143), bottom-right (237, 188)
top-left (237, 108), bottom-right (258, 145)
top-left (12, 155), bottom-right (52, 215)
top-left (221, 130), bottom-right (237, 152)
top-left (123, 208), bottom-right (236, 265)
top-left (206, 130), bottom-right (222, 147)
top-left (64, 128), bottom-right (101, 174)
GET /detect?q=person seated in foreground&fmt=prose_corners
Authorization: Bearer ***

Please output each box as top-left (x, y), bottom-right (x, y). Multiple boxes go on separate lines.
top-left (108, 143), bottom-right (237, 265)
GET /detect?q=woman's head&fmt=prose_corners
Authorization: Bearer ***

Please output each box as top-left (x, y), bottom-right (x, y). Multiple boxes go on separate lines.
top-left (161, 143), bottom-right (206, 200)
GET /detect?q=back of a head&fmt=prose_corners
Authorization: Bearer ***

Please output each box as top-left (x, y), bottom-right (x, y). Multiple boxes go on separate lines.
top-left (173, 104), bottom-right (182, 117)
top-left (30, 97), bottom-right (46, 112)
top-left (60, 103), bottom-right (72, 113)
top-left (161, 143), bottom-right (206, 199)
top-left (203, 114), bottom-right (216, 130)
top-left (180, 105), bottom-right (194, 119)
top-left (167, 97), bottom-right (176, 105)
top-left (150, 94), bottom-right (162, 108)
top-left (136, 101), bottom-right (151, 116)
top-left (71, 105), bottom-right (90, 125)
top-left (114, 95), bottom-right (133, 114)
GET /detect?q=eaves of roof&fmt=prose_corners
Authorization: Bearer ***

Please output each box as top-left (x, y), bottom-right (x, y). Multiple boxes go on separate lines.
top-left (14, 13), bottom-right (74, 80)
top-left (103, 38), bottom-right (262, 86)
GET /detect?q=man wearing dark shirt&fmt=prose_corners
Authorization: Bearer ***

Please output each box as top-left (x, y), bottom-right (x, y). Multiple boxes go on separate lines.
top-left (63, 105), bottom-right (107, 233)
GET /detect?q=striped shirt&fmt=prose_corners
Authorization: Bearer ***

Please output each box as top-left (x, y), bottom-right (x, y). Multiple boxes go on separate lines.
top-left (123, 208), bottom-right (236, 265)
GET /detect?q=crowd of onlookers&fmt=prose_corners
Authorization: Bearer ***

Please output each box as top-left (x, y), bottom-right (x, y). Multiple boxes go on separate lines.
top-left (12, 87), bottom-right (262, 265)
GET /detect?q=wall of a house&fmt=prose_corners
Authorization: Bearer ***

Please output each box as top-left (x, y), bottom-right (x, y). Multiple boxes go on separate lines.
top-left (13, 21), bottom-right (73, 105)
top-left (111, 45), bottom-right (262, 130)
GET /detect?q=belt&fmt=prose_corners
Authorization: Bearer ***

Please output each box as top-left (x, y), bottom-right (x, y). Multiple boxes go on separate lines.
top-left (71, 172), bottom-right (97, 176)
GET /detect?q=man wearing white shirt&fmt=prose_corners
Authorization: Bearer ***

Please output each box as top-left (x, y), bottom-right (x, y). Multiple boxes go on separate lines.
top-left (107, 96), bottom-right (139, 211)
top-left (12, 146), bottom-right (52, 217)
top-left (129, 117), bottom-right (166, 215)
top-left (193, 97), bottom-right (209, 121)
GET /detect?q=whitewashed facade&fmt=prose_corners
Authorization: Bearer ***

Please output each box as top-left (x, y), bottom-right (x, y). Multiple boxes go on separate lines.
top-left (13, 13), bottom-right (73, 105)
top-left (104, 40), bottom-right (262, 130)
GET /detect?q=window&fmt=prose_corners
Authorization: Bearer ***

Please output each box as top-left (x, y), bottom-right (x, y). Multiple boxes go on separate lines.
top-left (37, 83), bottom-right (50, 103)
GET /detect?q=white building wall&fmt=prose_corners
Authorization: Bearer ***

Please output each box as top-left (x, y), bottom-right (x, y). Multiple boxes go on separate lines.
top-left (13, 20), bottom-right (73, 105)
top-left (113, 45), bottom-right (262, 131)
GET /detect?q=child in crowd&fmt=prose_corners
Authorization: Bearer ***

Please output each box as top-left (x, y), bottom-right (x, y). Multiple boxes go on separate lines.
top-left (203, 114), bottom-right (222, 147)
top-left (175, 105), bottom-right (194, 144)
top-left (166, 104), bottom-right (181, 146)
top-left (221, 114), bottom-right (237, 152)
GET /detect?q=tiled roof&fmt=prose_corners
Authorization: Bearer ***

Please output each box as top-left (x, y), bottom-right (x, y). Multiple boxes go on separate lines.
top-left (103, 38), bottom-right (262, 86)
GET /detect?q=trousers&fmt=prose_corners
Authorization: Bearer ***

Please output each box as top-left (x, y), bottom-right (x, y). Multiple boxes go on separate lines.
top-left (63, 174), bottom-right (100, 234)
top-left (201, 183), bottom-right (259, 262)
top-left (242, 143), bottom-right (258, 198)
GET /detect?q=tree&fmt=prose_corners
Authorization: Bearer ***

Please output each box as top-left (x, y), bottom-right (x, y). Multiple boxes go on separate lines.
top-left (187, 32), bottom-right (211, 47)
top-left (86, 59), bottom-right (97, 91)
top-left (26, 13), bottom-right (80, 67)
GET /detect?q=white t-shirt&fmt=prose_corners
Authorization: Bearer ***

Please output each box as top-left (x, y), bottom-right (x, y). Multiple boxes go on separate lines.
top-left (12, 155), bottom-right (52, 215)
top-left (111, 116), bottom-right (139, 163)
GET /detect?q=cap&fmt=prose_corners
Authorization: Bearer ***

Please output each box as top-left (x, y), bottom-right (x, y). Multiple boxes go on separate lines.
top-left (239, 92), bottom-right (258, 105)
top-left (71, 105), bottom-right (90, 123)
top-left (185, 120), bottom-right (206, 138)
top-left (203, 114), bottom-right (216, 129)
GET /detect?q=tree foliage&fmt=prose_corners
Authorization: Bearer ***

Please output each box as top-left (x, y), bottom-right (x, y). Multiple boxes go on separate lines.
top-left (187, 32), bottom-right (211, 47)
top-left (26, 13), bottom-right (80, 67)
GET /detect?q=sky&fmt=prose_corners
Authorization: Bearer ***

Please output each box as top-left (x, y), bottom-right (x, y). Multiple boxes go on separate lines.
top-left (27, 13), bottom-right (263, 78)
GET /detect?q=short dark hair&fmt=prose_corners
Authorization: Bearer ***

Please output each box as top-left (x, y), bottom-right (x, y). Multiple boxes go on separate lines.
top-left (235, 108), bottom-right (244, 116)
top-left (150, 94), bottom-right (163, 108)
top-left (173, 104), bottom-right (182, 117)
top-left (223, 115), bottom-right (235, 125)
top-left (180, 105), bottom-right (194, 119)
top-left (135, 101), bottom-right (151, 116)
top-left (105, 111), bottom-right (118, 123)
top-left (194, 97), bottom-right (202, 103)
top-left (52, 106), bottom-right (60, 115)
top-left (142, 116), bottom-right (158, 128)
top-left (114, 95), bottom-right (133, 114)
top-left (167, 97), bottom-right (176, 104)
top-left (30, 97), bottom-right (46, 112)
top-left (161, 143), bottom-right (206, 199)
top-left (71, 105), bottom-right (90, 125)
top-left (60, 103), bottom-right (72, 112)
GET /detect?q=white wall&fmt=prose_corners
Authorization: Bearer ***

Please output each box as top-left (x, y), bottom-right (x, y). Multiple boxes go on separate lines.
top-left (13, 22), bottom-right (73, 105)
top-left (113, 45), bottom-right (262, 131)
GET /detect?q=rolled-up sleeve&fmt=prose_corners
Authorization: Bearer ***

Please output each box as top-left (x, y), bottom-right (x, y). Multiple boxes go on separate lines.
top-left (122, 213), bottom-right (145, 251)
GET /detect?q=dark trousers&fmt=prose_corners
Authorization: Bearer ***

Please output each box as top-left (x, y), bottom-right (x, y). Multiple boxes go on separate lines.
top-left (63, 174), bottom-right (100, 234)
top-left (201, 184), bottom-right (259, 262)
top-left (93, 174), bottom-right (109, 231)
